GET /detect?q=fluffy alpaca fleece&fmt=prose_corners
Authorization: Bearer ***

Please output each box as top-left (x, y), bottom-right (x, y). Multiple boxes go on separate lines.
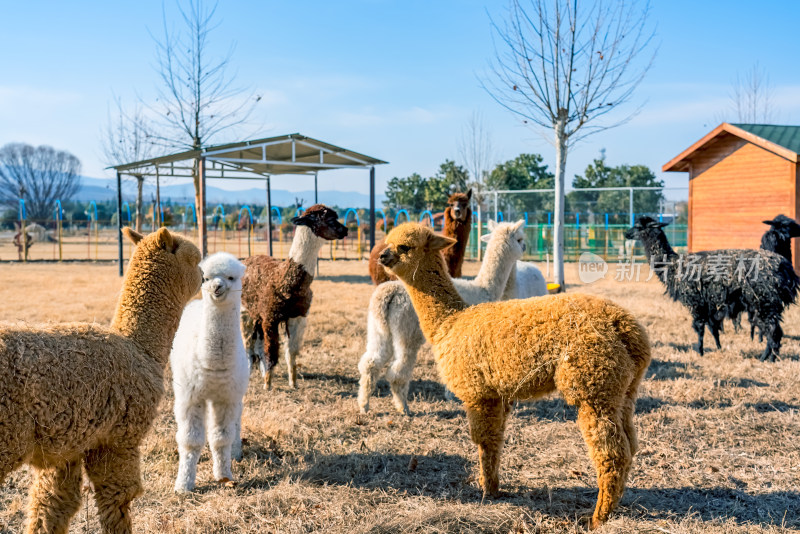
top-left (379, 223), bottom-right (651, 529)
top-left (441, 189), bottom-right (472, 278)
top-left (626, 216), bottom-right (799, 360)
top-left (368, 241), bottom-right (394, 285)
top-left (0, 228), bottom-right (201, 534)
top-left (171, 252), bottom-right (248, 493)
top-left (367, 189), bottom-right (474, 285)
top-left (241, 204), bottom-right (347, 388)
top-left (358, 220), bottom-right (547, 414)
top-left (502, 260), bottom-right (548, 300)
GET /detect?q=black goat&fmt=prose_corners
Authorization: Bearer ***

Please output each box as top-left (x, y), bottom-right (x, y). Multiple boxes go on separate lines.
top-left (625, 216), bottom-right (799, 361)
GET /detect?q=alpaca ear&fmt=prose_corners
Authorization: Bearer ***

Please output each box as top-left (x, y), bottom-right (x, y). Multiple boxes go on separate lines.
top-left (155, 227), bottom-right (175, 252)
top-left (480, 233), bottom-right (492, 243)
top-left (428, 233), bottom-right (457, 251)
top-left (763, 220), bottom-right (777, 226)
top-left (512, 219), bottom-right (525, 232)
top-left (123, 227), bottom-right (143, 245)
top-left (487, 219), bottom-right (498, 232)
top-left (466, 188), bottom-right (473, 201)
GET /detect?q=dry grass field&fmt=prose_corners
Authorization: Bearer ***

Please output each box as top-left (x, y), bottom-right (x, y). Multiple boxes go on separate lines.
top-left (0, 259), bottom-right (798, 533)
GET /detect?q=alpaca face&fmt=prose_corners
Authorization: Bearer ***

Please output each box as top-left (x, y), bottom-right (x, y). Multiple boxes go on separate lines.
top-left (447, 189), bottom-right (472, 222)
top-left (483, 219), bottom-right (527, 257)
top-left (292, 204), bottom-right (348, 240)
top-left (199, 252), bottom-right (245, 304)
top-left (624, 216), bottom-right (668, 241)
top-left (124, 227), bottom-right (203, 300)
top-left (763, 214), bottom-right (800, 239)
top-left (379, 223), bottom-right (456, 278)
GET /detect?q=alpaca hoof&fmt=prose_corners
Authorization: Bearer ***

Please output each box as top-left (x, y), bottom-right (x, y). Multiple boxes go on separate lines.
top-left (174, 485), bottom-right (194, 494)
top-left (691, 343), bottom-right (704, 355)
top-left (217, 477), bottom-right (236, 488)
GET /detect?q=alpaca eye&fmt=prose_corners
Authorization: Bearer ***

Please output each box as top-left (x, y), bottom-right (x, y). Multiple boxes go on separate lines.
top-left (398, 245), bottom-right (411, 253)
top-left (228, 276), bottom-right (234, 281)
top-left (202, 278), bottom-right (208, 282)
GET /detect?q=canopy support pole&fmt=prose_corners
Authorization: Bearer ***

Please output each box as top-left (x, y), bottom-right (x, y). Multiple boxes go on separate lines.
top-left (369, 166), bottom-right (376, 251)
top-left (198, 157), bottom-right (208, 257)
top-left (266, 175), bottom-right (273, 256)
top-left (116, 170), bottom-right (123, 277)
top-left (314, 171), bottom-right (318, 204)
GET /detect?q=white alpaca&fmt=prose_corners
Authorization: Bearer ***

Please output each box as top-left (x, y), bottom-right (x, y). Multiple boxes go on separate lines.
top-left (358, 220), bottom-right (548, 414)
top-left (503, 260), bottom-right (548, 300)
top-left (171, 252), bottom-right (248, 493)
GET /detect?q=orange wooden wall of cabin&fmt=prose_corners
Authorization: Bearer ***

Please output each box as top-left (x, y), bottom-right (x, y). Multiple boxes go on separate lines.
top-left (689, 134), bottom-right (798, 268)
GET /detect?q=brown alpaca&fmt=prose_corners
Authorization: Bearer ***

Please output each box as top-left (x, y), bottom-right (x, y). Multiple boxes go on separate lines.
top-left (241, 204), bottom-right (348, 388)
top-left (368, 188), bottom-right (473, 284)
top-left (441, 188), bottom-right (472, 278)
top-left (0, 228), bottom-right (201, 534)
top-left (379, 223), bottom-right (651, 529)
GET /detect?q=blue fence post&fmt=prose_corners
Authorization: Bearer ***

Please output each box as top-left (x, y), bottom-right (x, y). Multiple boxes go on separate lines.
top-left (547, 212), bottom-right (551, 225)
top-left (394, 209), bottom-right (409, 226)
top-left (604, 213), bottom-right (609, 229)
top-left (576, 213), bottom-right (580, 227)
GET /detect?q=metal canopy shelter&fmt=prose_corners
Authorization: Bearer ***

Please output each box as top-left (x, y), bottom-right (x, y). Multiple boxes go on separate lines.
top-left (110, 133), bottom-right (387, 276)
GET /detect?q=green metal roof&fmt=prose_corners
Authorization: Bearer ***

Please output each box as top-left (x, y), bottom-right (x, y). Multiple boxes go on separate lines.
top-left (731, 124), bottom-right (800, 154)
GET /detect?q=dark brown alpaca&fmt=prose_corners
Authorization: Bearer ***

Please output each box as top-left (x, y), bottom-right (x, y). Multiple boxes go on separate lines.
top-left (368, 189), bottom-right (473, 284)
top-left (441, 189), bottom-right (472, 278)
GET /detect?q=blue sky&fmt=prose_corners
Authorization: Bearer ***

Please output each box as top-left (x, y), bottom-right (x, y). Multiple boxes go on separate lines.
top-left (1, 0), bottom-right (799, 198)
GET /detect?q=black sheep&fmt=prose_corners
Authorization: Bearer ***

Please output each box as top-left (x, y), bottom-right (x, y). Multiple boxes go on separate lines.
top-left (625, 216), bottom-right (799, 361)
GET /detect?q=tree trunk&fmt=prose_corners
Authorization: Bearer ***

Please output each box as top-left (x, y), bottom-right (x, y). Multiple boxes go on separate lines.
top-left (553, 111), bottom-right (568, 287)
top-left (135, 175), bottom-right (144, 233)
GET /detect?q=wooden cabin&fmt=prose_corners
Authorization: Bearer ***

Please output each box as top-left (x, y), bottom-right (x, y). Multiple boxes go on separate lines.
top-left (663, 123), bottom-right (800, 269)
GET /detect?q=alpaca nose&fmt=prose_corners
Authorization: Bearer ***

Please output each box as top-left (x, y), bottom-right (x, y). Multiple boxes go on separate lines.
top-left (378, 248), bottom-right (394, 267)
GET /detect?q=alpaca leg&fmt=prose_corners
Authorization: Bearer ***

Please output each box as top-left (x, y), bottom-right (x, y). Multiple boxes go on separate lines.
top-left (84, 447), bottom-right (143, 534)
top-left (465, 398), bottom-right (511, 497)
top-left (25, 460), bottom-right (82, 534)
top-left (264, 325), bottom-right (281, 390)
top-left (284, 316), bottom-right (307, 388)
top-left (708, 319), bottom-right (722, 350)
top-left (174, 400), bottom-right (206, 493)
top-left (232, 407), bottom-right (243, 462)
top-left (577, 404), bottom-right (632, 530)
top-left (691, 317), bottom-right (705, 355)
top-left (386, 336), bottom-right (422, 415)
top-left (357, 327), bottom-right (394, 413)
top-left (208, 400), bottom-right (238, 483)
top-left (759, 321), bottom-right (782, 362)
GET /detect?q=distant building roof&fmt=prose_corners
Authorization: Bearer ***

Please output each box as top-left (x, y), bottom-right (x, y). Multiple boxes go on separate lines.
top-left (664, 123), bottom-right (800, 172)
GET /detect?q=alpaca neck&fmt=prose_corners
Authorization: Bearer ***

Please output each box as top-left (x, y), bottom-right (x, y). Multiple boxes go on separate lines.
top-left (639, 231), bottom-right (677, 263)
top-left (472, 238), bottom-right (516, 301)
top-left (198, 296), bottom-right (242, 368)
top-left (110, 268), bottom-right (186, 367)
top-left (761, 231), bottom-right (792, 262)
top-left (289, 226), bottom-right (324, 271)
top-left (400, 254), bottom-right (466, 340)
top-left (502, 262), bottom-right (519, 300)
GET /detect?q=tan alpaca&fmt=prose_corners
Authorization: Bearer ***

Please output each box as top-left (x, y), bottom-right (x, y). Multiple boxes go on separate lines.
top-left (379, 223), bottom-right (651, 529)
top-left (0, 228), bottom-right (201, 534)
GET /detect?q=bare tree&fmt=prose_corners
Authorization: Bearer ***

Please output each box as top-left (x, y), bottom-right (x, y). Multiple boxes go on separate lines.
top-left (482, 0), bottom-right (655, 286)
top-left (730, 63), bottom-right (776, 124)
top-left (147, 0), bottom-right (260, 250)
top-left (0, 143), bottom-right (81, 221)
top-left (457, 110), bottom-right (495, 208)
top-left (102, 99), bottom-right (154, 232)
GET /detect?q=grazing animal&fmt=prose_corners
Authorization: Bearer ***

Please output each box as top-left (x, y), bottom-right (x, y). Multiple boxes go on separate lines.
top-left (441, 188), bottom-right (473, 278)
top-left (0, 228), bottom-right (201, 534)
top-left (358, 220), bottom-right (547, 414)
top-left (625, 216), bottom-right (799, 360)
top-left (241, 204), bottom-right (348, 388)
top-left (368, 189), bottom-right (474, 285)
top-left (379, 223), bottom-right (650, 529)
top-left (171, 252), bottom-right (248, 493)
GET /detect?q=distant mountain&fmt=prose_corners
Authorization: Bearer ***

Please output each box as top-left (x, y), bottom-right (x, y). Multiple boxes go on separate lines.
top-left (73, 177), bottom-right (385, 208)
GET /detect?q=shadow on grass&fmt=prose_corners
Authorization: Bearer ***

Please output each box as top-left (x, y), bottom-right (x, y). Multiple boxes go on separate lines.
top-left (300, 452), bottom-right (471, 496)
top-left (300, 372), bottom-right (360, 386)
top-left (645, 359), bottom-right (691, 380)
top-left (316, 274), bottom-right (373, 284)
top-left (300, 453), bottom-right (800, 529)
top-left (744, 400), bottom-right (799, 412)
